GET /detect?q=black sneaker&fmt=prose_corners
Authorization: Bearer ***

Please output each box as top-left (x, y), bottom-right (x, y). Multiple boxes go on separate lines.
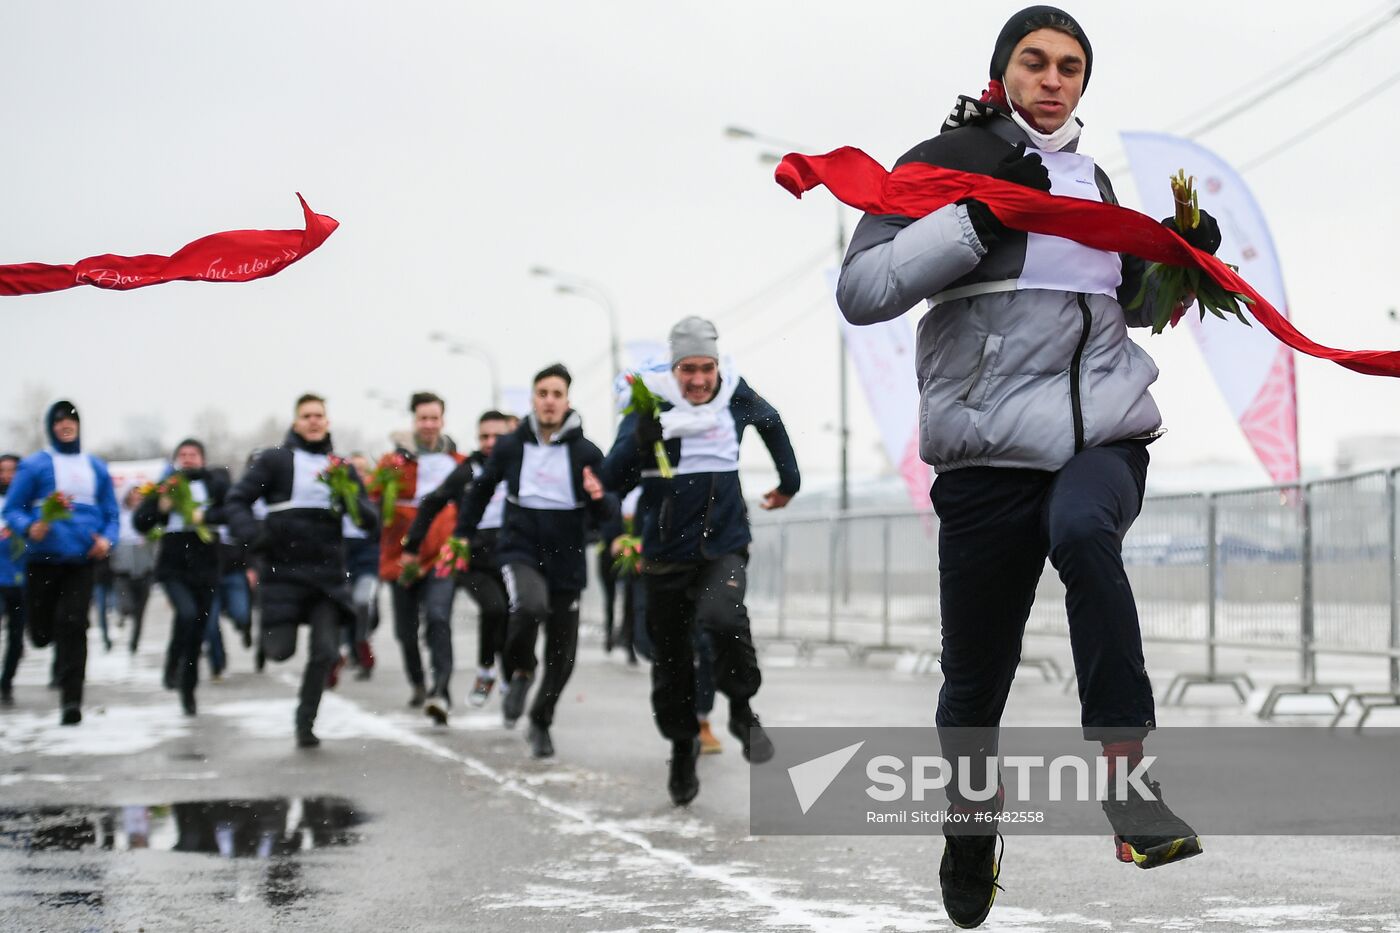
top-left (424, 693), bottom-right (450, 726)
top-left (728, 708), bottom-right (775, 763)
top-left (60, 706), bottom-right (82, 726)
top-left (502, 674), bottom-right (531, 728)
top-left (0, 687), bottom-right (13, 707)
top-left (939, 832), bottom-right (1003, 929)
top-left (527, 722), bottom-right (554, 759)
top-left (296, 727), bottom-right (321, 749)
top-left (1102, 775), bottom-right (1203, 869)
top-left (180, 690), bottom-right (197, 717)
top-left (407, 684), bottom-right (427, 708)
top-left (668, 737), bottom-right (701, 806)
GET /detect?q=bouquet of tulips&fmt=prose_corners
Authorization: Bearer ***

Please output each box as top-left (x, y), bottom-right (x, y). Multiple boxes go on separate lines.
top-left (156, 474), bottom-right (215, 544)
top-left (39, 491), bottom-right (75, 525)
top-left (1128, 169), bottom-right (1253, 335)
top-left (10, 491), bottom-right (75, 558)
top-left (368, 453), bottom-right (408, 527)
top-left (399, 558), bottom-right (424, 586)
top-left (433, 536), bottom-right (471, 579)
top-left (612, 533), bottom-right (643, 577)
top-left (623, 373), bottom-right (674, 479)
top-left (317, 455), bottom-right (363, 525)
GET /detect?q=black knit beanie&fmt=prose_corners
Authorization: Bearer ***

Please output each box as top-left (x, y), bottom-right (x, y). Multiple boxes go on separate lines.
top-left (990, 6), bottom-right (1092, 91)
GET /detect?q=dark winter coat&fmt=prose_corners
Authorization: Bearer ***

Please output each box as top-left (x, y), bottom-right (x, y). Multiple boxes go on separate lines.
top-left (599, 375), bottom-right (799, 563)
top-left (451, 412), bottom-right (614, 591)
top-left (224, 430), bottom-right (376, 626)
top-left (132, 467), bottom-right (231, 587)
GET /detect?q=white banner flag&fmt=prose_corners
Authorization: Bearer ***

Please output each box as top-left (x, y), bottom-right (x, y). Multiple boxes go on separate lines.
top-left (1121, 132), bottom-right (1299, 484)
top-left (612, 339), bottom-right (669, 412)
top-left (829, 272), bottom-right (932, 511)
top-left (107, 458), bottom-right (169, 502)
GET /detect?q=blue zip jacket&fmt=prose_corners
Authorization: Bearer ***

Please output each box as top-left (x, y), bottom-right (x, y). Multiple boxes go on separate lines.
top-left (3, 451), bottom-right (120, 565)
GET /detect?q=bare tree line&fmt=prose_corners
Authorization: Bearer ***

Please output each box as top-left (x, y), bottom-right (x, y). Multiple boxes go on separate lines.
top-left (2, 384), bottom-right (381, 475)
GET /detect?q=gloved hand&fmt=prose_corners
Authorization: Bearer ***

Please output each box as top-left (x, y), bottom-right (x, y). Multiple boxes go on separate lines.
top-left (635, 414), bottom-right (663, 449)
top-left (1162, 209), bottom-right (1222, 255)
top-left (992, 142), bottom-right (1051, 191)
top-left (960, 142), bottom-right (1051, 248)
top-left (958, 198), bottom-right (1006, 247)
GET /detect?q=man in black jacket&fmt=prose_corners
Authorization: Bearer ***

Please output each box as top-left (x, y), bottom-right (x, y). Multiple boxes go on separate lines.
top-left (599, 317), bottom-right (800, 805)
top-left (224, 394), bottom-right (376, 748)
top-left (132, 439), bottom-right (228, 716)
top-left (408, 365), bottom-right (611, 759)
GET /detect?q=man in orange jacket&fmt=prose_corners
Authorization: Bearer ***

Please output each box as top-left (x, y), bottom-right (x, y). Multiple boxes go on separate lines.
top-left (372, 392), bottom-right (466, 725)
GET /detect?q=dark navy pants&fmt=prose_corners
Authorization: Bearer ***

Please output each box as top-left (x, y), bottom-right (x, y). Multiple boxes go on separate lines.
top-left (932, 440), bottom-right (1157, 764)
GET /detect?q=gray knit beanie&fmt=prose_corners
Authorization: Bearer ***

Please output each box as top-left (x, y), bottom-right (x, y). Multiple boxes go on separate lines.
top-left (669, 316), bottom-right (720, 366)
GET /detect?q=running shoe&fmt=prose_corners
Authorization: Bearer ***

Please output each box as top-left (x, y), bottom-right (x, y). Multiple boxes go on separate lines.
top-left (1102, 775), bottom-right (1203, 869)
top-left (698, 720), bottom-right (723, 754)
top-left (939, 831), bottom-right (1003, 929)
top-left (468, 674), bottom-right (496, 708)
top-left (668, 737), bottom-right (701, 805)
top-left (728, 708), bottom-right (774, 763)
top-left (502, 673), bottom-right (531, 728)
top-left (425, 693), bottom-right (450, 726)
top-left (528, 723), bottom-right (554, 758)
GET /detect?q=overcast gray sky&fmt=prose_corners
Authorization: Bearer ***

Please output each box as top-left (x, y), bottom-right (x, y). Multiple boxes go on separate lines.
top-left (4, 1), bottom-right (1399, 492)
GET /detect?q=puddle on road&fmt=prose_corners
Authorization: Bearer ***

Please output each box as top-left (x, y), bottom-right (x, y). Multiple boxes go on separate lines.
top-left (0, 796), bottom-right (362, 858)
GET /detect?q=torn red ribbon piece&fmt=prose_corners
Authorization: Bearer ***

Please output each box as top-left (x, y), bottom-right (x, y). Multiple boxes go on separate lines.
top-left (0, 194), bottom-right (338, 297)
top-left (777, 147), bottom-right (1400, 378)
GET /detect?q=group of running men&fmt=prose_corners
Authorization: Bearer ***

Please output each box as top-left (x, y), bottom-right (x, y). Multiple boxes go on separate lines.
top-left (1, 8), bottom-right (1212, 924)
top-left (0, 314), bottom-right (799, 807)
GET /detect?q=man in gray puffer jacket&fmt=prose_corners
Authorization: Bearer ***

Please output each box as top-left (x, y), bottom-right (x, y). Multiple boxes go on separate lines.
top-left (837, 6), bottom-right (1220, 927)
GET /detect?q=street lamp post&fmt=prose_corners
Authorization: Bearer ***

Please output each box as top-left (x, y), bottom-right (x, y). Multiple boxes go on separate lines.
top-left (529, 266), bottom-right (624, 426)
top-left (726, 125), bottom-right (851, 512)
top-left (427, 331), bottom-right (503, 409)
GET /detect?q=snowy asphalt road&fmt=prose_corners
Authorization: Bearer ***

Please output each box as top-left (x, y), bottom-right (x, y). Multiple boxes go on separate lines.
top-left (2, 601), bottom-right (1399, 932)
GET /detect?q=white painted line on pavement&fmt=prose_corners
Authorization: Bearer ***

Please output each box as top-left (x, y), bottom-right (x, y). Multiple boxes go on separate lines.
top-left (312, 689), bottom-right (941, 933)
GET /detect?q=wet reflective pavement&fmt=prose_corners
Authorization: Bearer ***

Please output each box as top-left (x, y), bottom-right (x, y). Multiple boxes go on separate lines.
top-left (3, 606), bottom-right (1400, 932)
top-left (0, 797), bottom-right (361, 857)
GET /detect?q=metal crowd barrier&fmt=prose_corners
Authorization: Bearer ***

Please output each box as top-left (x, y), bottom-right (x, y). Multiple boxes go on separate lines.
top-left (747, 468), bottom-right (1400, 729)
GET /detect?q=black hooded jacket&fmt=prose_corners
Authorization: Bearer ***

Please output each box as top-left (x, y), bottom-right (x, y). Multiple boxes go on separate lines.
top-left (224, 430), bottom-right (376, 598)
top-left (451, 412), bottom-right (614, 591)
top-left (132, 467), bottom-right (230, 586)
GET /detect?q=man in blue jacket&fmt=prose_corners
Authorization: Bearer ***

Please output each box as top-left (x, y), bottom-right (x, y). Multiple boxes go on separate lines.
top-left (0, 453), bottom-right (27, 706)
top-left (599, 317), bottom-right (801, 805)
top-left (2, 402), bottom-right (120, 725)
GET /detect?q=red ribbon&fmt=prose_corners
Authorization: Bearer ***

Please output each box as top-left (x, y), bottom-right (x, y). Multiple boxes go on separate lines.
top-left (0, 194), bottom-right (338, 298)
top-left (777, 147), bottom-right (1400, 378)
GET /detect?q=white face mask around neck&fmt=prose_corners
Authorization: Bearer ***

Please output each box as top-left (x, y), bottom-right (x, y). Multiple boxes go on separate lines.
top-left (1004, 76), bottom-right (1083, 153)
